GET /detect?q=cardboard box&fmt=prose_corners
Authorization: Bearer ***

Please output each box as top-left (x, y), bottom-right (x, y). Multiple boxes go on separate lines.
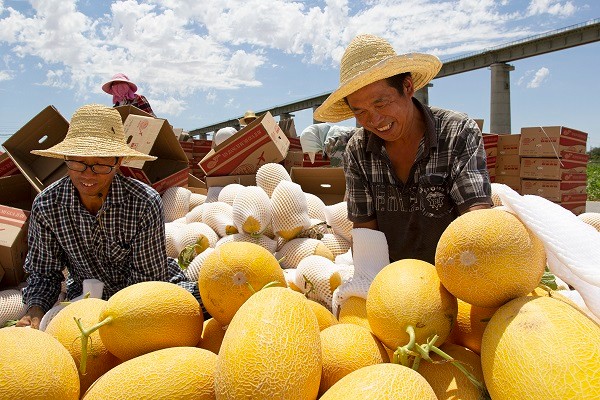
top-left (483, 134), bottom-right (498, 168)
top-left (3, 105), bottom-right (70, 193)
top-left (474, 119), bottom-right (484, 131)
top-left (0, 174), bottom-right (36, 287)
top-left (558, 197), bottom-right (587, 215)
top-left (520, 152), bottom-right (588, 180)
top-left (114, 104), bottom-right (154, 121)
top-left (179, 141), bottom-right (194, 160)
top-left (497, 134), bottom-right (521, 156)
top-left (290, 167), bottom-right (346, 205)
top-left (205, 174), bottom-right (256, 188)
top-left (288, 137), bottom-right (302, 151)
top-left (488, 167), bottom-right (496, 183)
top-left (495, 175), bottom-right (521, 193)
top-left (0, 152), bottom-right (21, 177)
top-left (192, 139), bottom-right (212, 158)
top-left (119, 115), bottom-right (190, 194)
top-left (496, 154), bottom-right (521, 177)
top-left (521, 179), bottom-right (587, 202)
top-left (284, 150), bottom-right (305, 172)
top-left (199, 112), bottom-right (290, 177)
top-left (0, 263), bottom-right (4, 285)
top-left (187, 174), bottom-right (208, 195)
top-left (519, 126), bottom-right (587, 157)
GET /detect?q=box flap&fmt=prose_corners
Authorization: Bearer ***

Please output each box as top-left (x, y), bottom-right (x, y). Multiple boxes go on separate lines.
top-left (114, 105), bottom-right (154, 121)
top-left (3, 105), bottom-right (69, 193)
top-left (290, 167), bottom-right (346, 205)
top-left (0, 174), bottom-right (37, 210)
top-left (205, 174), bottom-right (256, 188)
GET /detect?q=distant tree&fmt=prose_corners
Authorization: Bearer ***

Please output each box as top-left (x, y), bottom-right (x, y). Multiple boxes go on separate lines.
top-left (588, 147), bottom-right (600, 162)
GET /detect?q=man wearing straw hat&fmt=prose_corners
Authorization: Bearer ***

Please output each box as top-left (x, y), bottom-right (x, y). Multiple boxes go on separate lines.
top-left (16, 104), bottom-right (202, 329)
top-left (314, 34), bottom-right (492, 264)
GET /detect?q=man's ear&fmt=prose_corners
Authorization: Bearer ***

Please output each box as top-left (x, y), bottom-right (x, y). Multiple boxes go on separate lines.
top-left (404, 76), bottom-right (415, 97)
top-left (115, 157), bottom-right (123, 166)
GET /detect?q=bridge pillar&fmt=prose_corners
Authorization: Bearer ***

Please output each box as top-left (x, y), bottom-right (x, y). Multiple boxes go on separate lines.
top-left (414, 83), bottom-right (432, 105)
top-left (490, 62), bottom-right (514, 134)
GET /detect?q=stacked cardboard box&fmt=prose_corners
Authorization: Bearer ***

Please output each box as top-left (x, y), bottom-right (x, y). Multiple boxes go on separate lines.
top-left (519, 126), bottom-right (588, 215)
top-left (483, 134), bottom-right (498, 182)
top-left (495, 134), bottom-right (522, 192)
top-left (179, 139), bottom-right (212, 180)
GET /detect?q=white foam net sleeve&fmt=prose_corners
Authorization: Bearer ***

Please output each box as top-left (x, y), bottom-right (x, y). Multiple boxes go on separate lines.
top-left (202, 201), bottom-right (238, 237)
top-left (215, 233), bottom-right (278, 254)
top-left (0, 288), bottom-right (28, 326)
top-left (232, 186), bottom-right (273, 236)
top-left (271, 180), bottom-right (311, 240)
top-left (185, 204), bottom-right (205, 224)
top-left (335, 248), bottom-right (354, 266)
top-left (283, 268), bottom-right (297, 288)
top-left (324, 201), bottom-right (353, 242)
top-left (351, 228), bottom-right (390, 281)
top-left (162, 186), bottom-right (192, 222)
top-left (256, 163), bottom-right (292, 198)
top-left (331, 276), bottom-right (371, 318)
top-left (578, 212), bottom-right (600, 232)
top-left (165, 221), bottom-right (187, 258)
top-left (305, 192), bottom-right (327, 221)
top-left (320, 233), bottom-right (351, 257)
top-left (275, 237), bottom-right (332, 269)
top-left (494, 183), bottom-right (600, 319)
top-left (294, 255), bottom-right (341, 309)
top-left (173, 222), bottom-right (219, 254)
top-left (189, 193), bottom-right (207, 210)
top-left (183, 247), bottom-right (215, 281)
top-left (218, 183), bottom-right (245, 206)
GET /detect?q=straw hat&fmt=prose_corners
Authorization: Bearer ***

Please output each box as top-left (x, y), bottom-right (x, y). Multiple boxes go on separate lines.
top-left (31, 104), bottom-right (156, 161)
top-left (239, 110), bottom-right (258, 126)
top-left (101, 73), bottom-right (138, 94)
top-left (313, 34), bottom-right (442, 122)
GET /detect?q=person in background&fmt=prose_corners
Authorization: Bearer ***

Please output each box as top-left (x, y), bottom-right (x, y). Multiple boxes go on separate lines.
top-left (313, 34), bottom-right (492, 264)
top-left (238, 110), bottom-right (258, 128)
top-left (16, 104), bottom-right (204, 329)
top-left (102, 73), bottom-right (156, 117)
top-left (299, 122), bottom-right (356, 166)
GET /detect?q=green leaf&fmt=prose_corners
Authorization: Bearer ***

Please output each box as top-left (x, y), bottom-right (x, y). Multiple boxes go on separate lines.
top-left (540, 267), bottom-right (558, 290)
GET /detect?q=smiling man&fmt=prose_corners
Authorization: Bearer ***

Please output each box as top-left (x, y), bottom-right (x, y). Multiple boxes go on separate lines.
top-left (314, 34), bottom-right (492, 264)
top-left (16, 104), bottom-right (203, 329)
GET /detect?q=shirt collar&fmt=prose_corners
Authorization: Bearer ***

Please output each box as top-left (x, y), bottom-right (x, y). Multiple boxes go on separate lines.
top-left (365, 97), bottom-right (438, 156)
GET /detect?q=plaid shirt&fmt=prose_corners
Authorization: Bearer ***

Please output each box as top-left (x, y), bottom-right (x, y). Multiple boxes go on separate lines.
top-left (115, 94), bottom-right (156, 117)
top-left (343, 98), bottom-right (492, 263)
top-left (23, 174), bottom-right (198, 313)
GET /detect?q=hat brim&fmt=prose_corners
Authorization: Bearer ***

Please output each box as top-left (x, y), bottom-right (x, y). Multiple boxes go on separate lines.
top-left (313, 53), bottom-right (442, 122)
top-left (31, 136), bottom-right (156, 161)
top-left (102, 79), bottom-right (138, 94)
top-left (239, 116), bottom-right (257, 125)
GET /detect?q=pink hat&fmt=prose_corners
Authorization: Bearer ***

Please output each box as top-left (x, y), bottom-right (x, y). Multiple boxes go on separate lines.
top-left (102, 73), bottom-right (138, 94)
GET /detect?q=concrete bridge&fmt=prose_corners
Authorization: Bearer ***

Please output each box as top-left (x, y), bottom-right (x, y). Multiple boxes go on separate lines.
top-left (190, 18), bottom-right (600, 137)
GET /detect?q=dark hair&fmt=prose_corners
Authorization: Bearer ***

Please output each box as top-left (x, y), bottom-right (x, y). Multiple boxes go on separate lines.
top-left (385, 72), bottom-right (412, 95)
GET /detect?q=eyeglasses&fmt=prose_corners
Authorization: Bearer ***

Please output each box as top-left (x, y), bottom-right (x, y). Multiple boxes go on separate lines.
top-left (64, 159), bottom-right (118, 175)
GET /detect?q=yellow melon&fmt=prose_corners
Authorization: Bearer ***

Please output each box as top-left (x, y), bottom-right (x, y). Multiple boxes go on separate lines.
top-left (445, 298), bottom-right (498, 355)
top-left (197, 317), bottom-right (226, 354)
top-left (215, 287), bottom-right (321, 399)
top-left (435, 208), bottom-right (546, 308)
top-left (319, 323), bottom-right (389, 396)
top-left (77, 281), bottom-right (203, 369)
top-left (481, 296), bottom-right (600, 399)
top-left (319, 363), bottom-right (437, 399)
top-left (338, 296), bottom-right (370, 329)
top-left (417, 343), bottom-right (487, 400)
top-left (198, 241), bottom-right (287, 325)
top-left (366, 259), bottom-right (457, 351)
top-left (45, 298), bottom-right (121, 394)
top-left (0, 328), bottom-right (80, 399)
top-left (306, 299), bottom-right (338, 331)
top-left (82, 347), bottom-right (217, 399)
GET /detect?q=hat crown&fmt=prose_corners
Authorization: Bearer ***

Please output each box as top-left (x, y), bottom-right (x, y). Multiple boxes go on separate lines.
top-left (339, 34), bottom-right (397, 86)
top-left (111, 72), bottom-right (131, 82)
top-left (67, 104), bottom-right (125, 143)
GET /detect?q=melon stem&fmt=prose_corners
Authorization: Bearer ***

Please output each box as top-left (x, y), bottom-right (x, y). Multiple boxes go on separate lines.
top-left (74, 316), bottom-right (113, 375)
top-left (393, 325), bottom-right (417, 367)
top-left (429, 344), bottom-right (489, 396)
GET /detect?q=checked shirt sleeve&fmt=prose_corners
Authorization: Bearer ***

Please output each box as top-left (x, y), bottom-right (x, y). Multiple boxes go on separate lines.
top-left (22, 204), bottom-right (67, 313)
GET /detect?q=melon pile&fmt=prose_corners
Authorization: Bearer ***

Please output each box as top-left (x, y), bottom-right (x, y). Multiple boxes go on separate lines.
top-left (2, 164), bottom-right (600, 399)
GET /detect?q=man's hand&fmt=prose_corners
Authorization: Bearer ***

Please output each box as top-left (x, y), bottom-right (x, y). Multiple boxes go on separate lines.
top-left (15, 306), bottom-right (45, 329)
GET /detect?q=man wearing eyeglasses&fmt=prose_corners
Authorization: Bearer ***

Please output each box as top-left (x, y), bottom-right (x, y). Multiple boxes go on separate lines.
top-left (16, 104), bottom-right (204, 329)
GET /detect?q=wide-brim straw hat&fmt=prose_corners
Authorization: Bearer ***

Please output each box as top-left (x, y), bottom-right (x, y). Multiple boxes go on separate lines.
top-left (31, 104), bottom-right (157, 161)
top-left (239, 110), bottom-right (258, 125)
top-left (314, 34), bottom-right (442, 122)
top-left (101, 73), bottom-right (138, 94)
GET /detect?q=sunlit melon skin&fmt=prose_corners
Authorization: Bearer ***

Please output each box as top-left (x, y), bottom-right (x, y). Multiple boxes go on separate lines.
top-left (214, 287), bottom-right (322, 400)
top-left (319, 363), bottom-right (437, 399)
top-left (481, 296), bottom-right (600, 400)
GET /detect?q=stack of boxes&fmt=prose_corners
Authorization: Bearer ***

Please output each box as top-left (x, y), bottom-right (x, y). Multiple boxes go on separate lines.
top-left (482, 134), bottom-right (498, 182)
top-left (518, 126), bottom-right (588, 215)
top-left (179, 138), bottom-right (212, 180)
top-left (495, 133), bottom-right (522, 192)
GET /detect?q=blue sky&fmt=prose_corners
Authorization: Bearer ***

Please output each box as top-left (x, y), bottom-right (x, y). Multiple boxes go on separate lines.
top-left (1, 0), bottom-right (599, 149)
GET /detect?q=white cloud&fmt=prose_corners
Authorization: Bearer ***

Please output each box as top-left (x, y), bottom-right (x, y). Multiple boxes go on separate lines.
top-left (527, 0), bottom-right (576, 17)
top-left (0, 69), bottom-right (11, 81)
top-left (527, 67), bottom-right (550, 88)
